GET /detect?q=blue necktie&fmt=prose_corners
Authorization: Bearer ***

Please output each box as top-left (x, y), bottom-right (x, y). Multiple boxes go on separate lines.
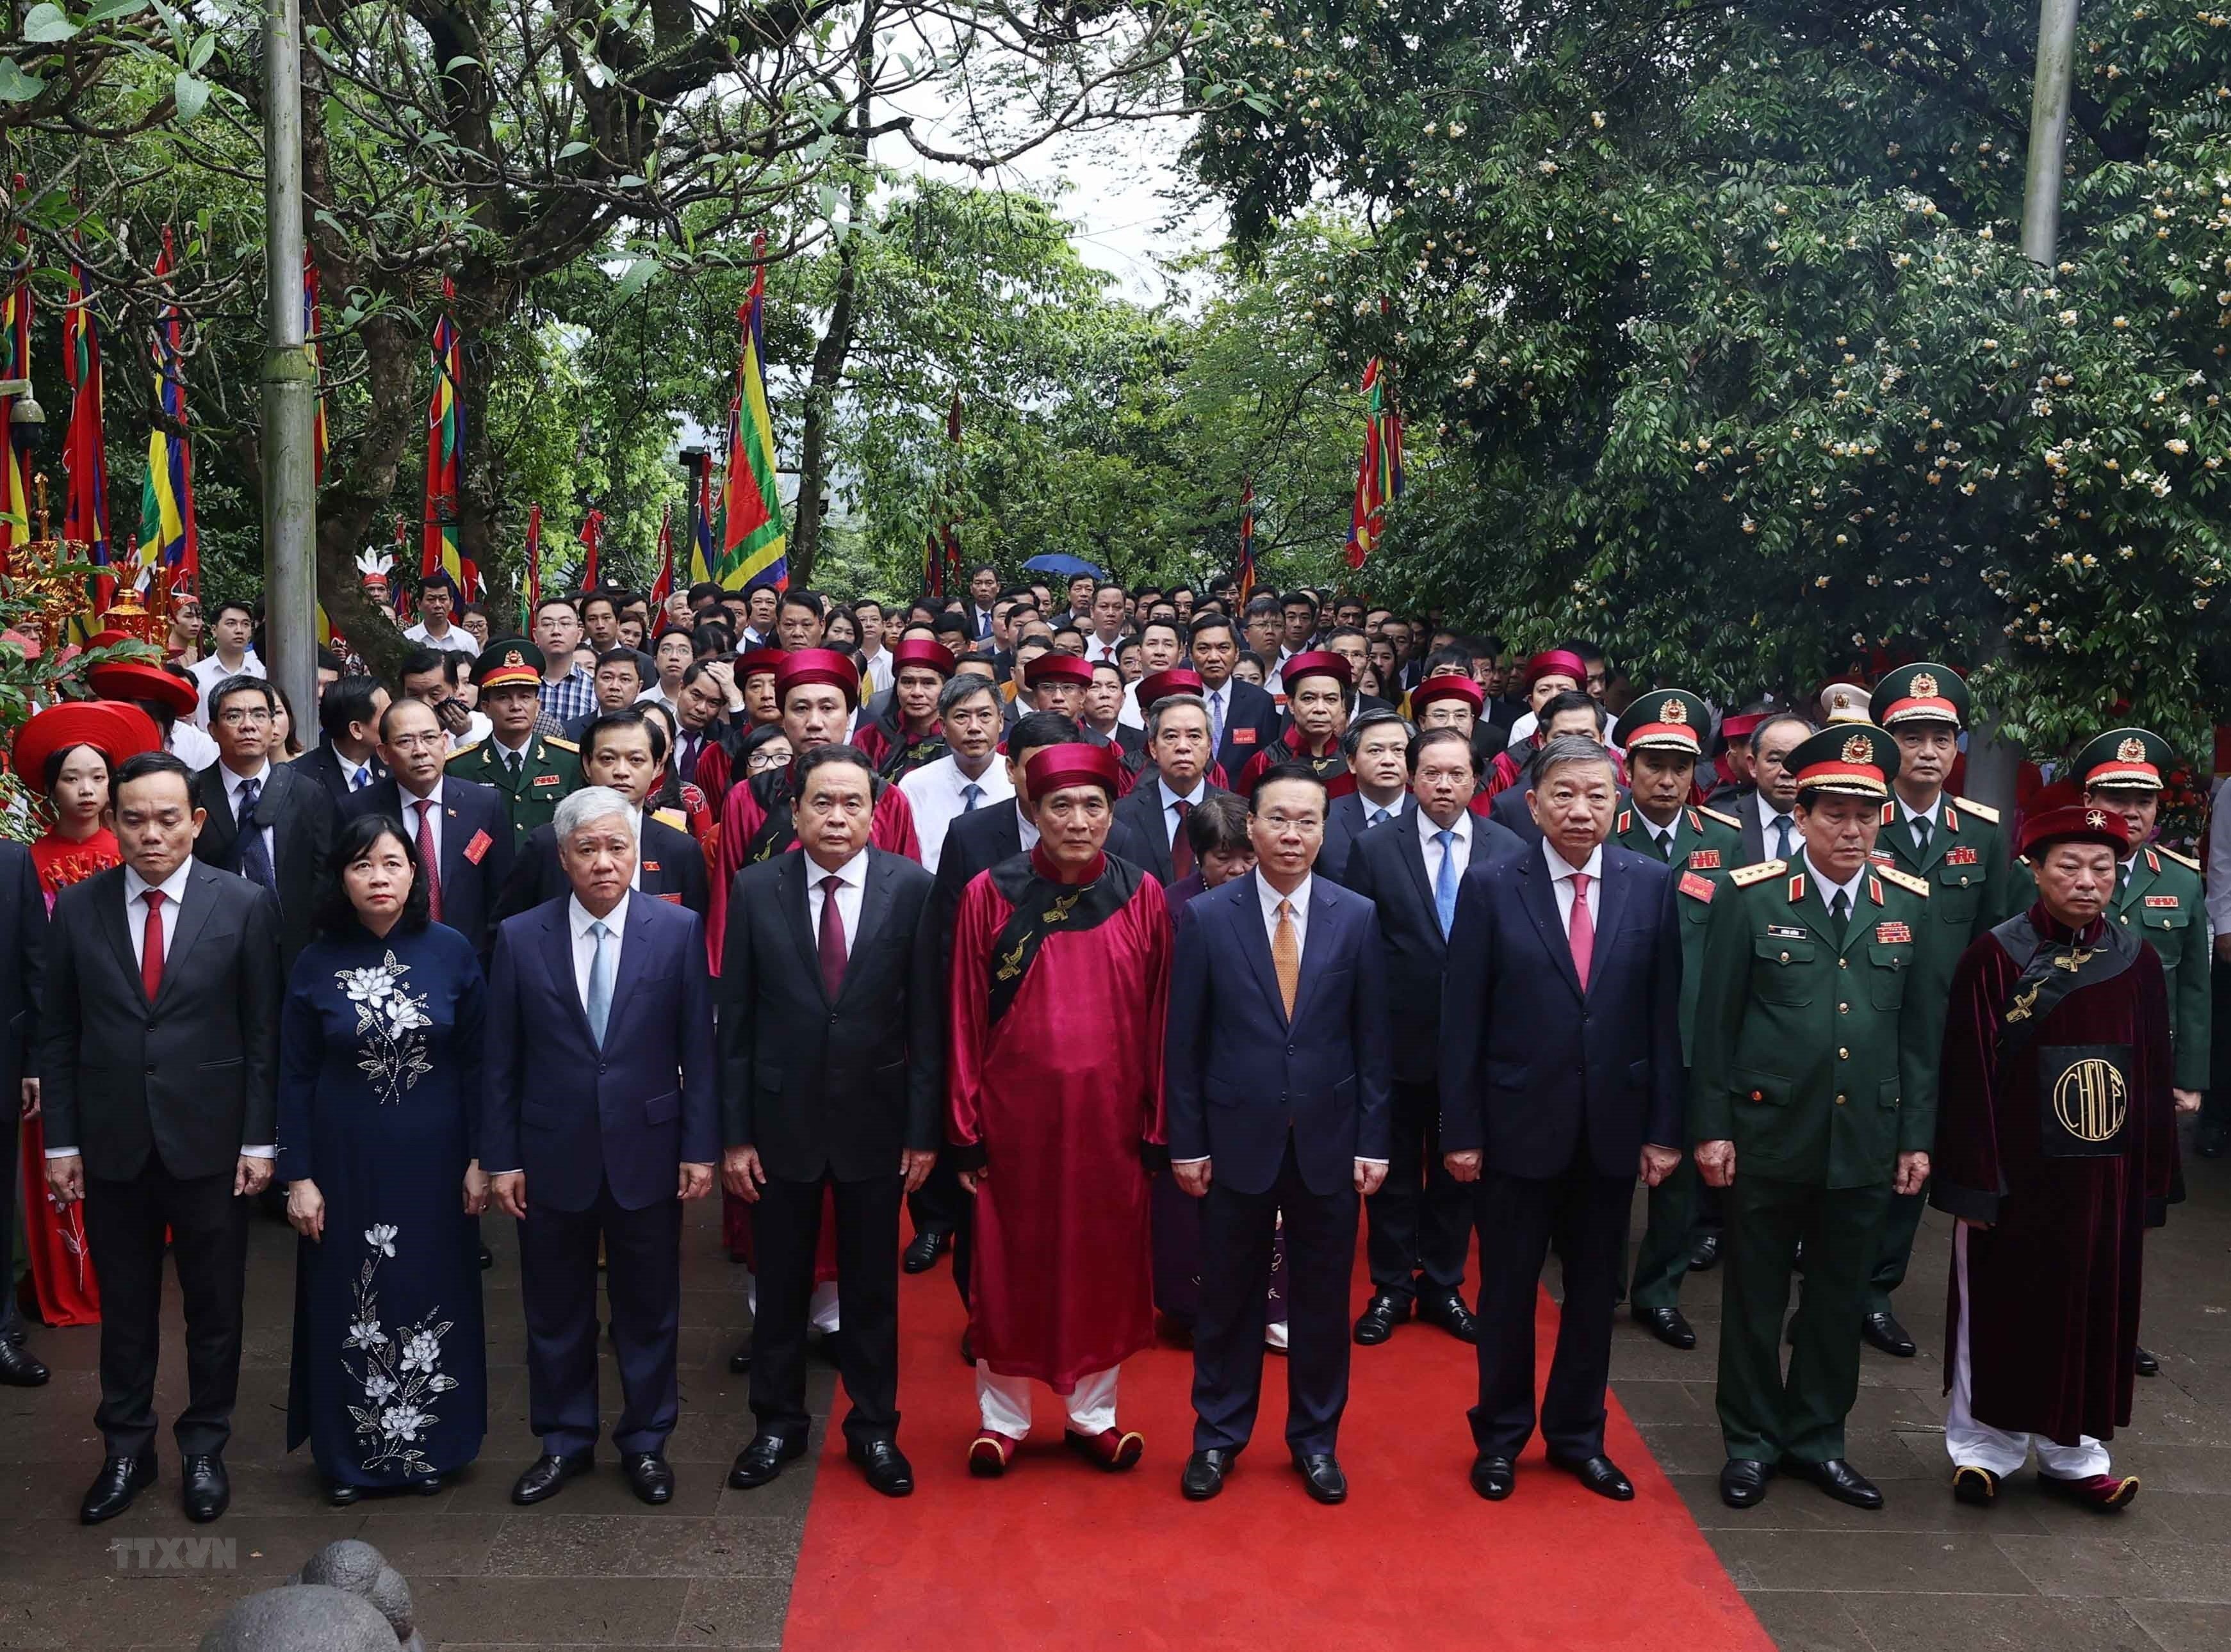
top-left (1434, 828), bottom-right (1459, 937)
top-left (236, 778), bottom-right (277, 894)
top-left (1369, 806), bottom-right (1391, 828)
top-left (350, 764), bottom-right (371, 792)
top-left (961, 782), bottom-right (983, 812)
top-left (1207, 688), bottom-right (1225, 754)
top-left (585, 920), bottom-right (614, 1047)
top-left (1772, 814), bottom-right (1794, 862)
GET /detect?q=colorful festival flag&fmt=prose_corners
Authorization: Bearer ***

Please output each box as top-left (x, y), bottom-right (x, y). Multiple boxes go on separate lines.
top-left (304, 249), bottom-right (329, 486)
top-left (576, 508), bottom-right (603, 592)
top-left (136, 225), bottom-right (199, 598)
top-left (926, 388), bottom-right (964, 599)
top-left (420, 279), bottom-right (481, 602)
top-left (1344, 357), bottom-right (1403, 569)
top-left (63, 245), bottom-right (115, 614)
top-left (714, 251), bottom-right (786, 590)
top-left (650, 503), bottom-right (674, 609)
top-left (685, 451), bottom-right (717, 586)
top-left (0, 186), bottom-right (31, 569)
top-left (1234, 478), bottom-right (1257, 610)
top-left (521, 503), bottom-right (544, 633)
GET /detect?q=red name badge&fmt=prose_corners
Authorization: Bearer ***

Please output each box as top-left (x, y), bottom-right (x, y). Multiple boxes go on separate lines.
top-left (658, 891), bottom-right (683, 904)
top-left (532, 773), bottom-right (564, 789)
top-left (1687, 849), bottom-right (1721, 871)
top-left (642, 860), bottom-right (660, 873)
top-left (463, 830), bottom-right (493, 865)
top-left (1874, 920), bottom-right (1912, 944)
top-left (1231, 728), bottom-right (1258, 746)
top-left (2145, 894), bottom-right (2180, 908)
top-left (1678, 871), bottom-right (1715, 902)
top-left (1945, 845), bottom-right (1979, 865)
top-left (1868, 850), bottom-right (1897, 866)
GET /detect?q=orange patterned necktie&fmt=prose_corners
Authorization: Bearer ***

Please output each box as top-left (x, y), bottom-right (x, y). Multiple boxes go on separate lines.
top-left (1273, 897), bottom-right (1300, 1019)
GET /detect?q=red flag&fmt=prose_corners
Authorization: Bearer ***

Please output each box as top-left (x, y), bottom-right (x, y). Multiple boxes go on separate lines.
top-left (420, 278), bottom-right (480, 601)
top-left (521, 503), bottom-right (543, 632)
top-left (577, 508), bottom-right (604, 591)
top-left (1345, 357), bottom-right (1403, 569)
top-left (651, 504), bottom-right (674, 607)
top-left (1235, 478), bottom-right (1257, 610)
top-left (391, 516), bottom-right (414, 622)
top-left (63, 243), bottom-right (115, 614)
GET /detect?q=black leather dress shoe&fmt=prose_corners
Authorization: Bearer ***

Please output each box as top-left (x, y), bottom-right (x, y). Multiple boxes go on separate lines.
top-left (728, 1432), bottom-right (807, 1489)
top-left (1469, 1453), bottom-right (1516, 1501)
top-left (79, 1455), bottom-right (156, 1525)
top-left (2136, 1344), bottom-right (2160, 1377)
top-left (181, 1454), bottom-right (230, 1523)
top-left (728, 1338), bottom-right (753, 1375)
top-left (511, 1449), bottom-right (593, 1506)
top-left (1687, 1231), bottom-right (1722, 1273)
top-left (847, 1438), bottom-right (914, 1497)
top-left (959, 1331), bottom-right (976, 1366)
top-left (1785, 1456), bottom-right (1883, 1510)
top-left (1861, 1311), bottom-right (1917, 1358)
top-left (327, 1479), bottom-right (361, 1507)
top-left (623, 1452), bottom-right (674, 1505)
top-left (1548, 1452), bottom-right (1635, 1501)
top-left (1181, 1448), bottom-right (1235, 1501)
top-left (1293, 1452), bottom-right (1347, 1505)
top-left (1719, 1458), bottom-right (1774, 1509)
top-left (0, 1337), bottom-right (49, 1386)
top-left (1631, 1305), bottom-right (1697, 1350)
top-left (1352, 1293), bottom-right (1410, 1345)
top-left (478, 1245), bottom-right (494, 1270)
top-left (1417, 1290), bottom-right (1479, 1345)
top-left (903, 1229), bottom-right (950, 1273)
top-left (2197, 1120), bottom-right (2228, 1159)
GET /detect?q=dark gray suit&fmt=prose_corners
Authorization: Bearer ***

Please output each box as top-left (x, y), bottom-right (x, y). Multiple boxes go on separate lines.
top-left (0, 845), bottom-right (43, 1340)
top-left (1113, 776), bottom-right (1234, 887)
top-left (193, 758), bottom-right (336, 970)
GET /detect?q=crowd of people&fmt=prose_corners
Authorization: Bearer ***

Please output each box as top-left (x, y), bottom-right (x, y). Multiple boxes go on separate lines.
top-left (0, 564), bottom-right (2207, 1530)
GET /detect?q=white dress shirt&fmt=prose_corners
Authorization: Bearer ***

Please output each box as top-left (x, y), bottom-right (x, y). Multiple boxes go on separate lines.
top-left (398, 781), bottom-right (446, 867)
top-left (1544, 840), bottom-right (1604, 930)
top-left (403, 621), bottom-right (480, 656)
top-left (856, 644), bottom-right (894, 700)
top-left (446, 709), bottom-right (493, 753)
top-left (1084, 632), bottom-right (1125, 664)
top-left (220, 759), bottom-right (278, 876)
top-left (1756, 790), bottom-right (1798, 860)
top-left (1634, 808), bottom-right (1679, 860)
top-left (1158, 776), bottom-right (1208, 847)
top-left (568, 890), bottom-right (631, 1008)
top-left (899, 753), bottom-right (1013, 874)
top-left (1801, 851), bottom-right (1865, 923)
top-left (188, 650), bottom-right (265, 727)
top-left (167, 720), bottom-right (220, 771)
top-left (1017, 801), bottom-right (1042, 853)
top-left (1894, 793), bottom-right (1943, 852)
top-left (1418, 808), bottom-right (1473, 889)
top-left (803, 847), bottom-right (869, 951)
top-left (1356, 790), bottom-right (1409, 829)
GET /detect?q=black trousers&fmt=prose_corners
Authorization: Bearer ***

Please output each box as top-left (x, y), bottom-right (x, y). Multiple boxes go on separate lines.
top-left (83, 1164), bottom-right (250, 1459)
top-left (1363, 1079), bottom-right (1471, 1303)
top-left (2207, 959), bottom-right (2231, 1125)
top-left (1191, 1136), bottom-right (1357, 1457)
top-left (751, 1171), bottom-right (902, 1448)
top-left (1469, 1151), bottom-right (1633, 1460)
top-left (0, 1115), bottom-right (19, 1336)
top-left (907, 1147), bottom-right (976, 1309)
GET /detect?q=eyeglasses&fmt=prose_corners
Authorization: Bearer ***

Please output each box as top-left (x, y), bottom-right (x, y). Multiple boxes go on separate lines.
top-left (217, 707), bottom-right (271, 726)
top-left (387, 732), bottom-right (446, 753)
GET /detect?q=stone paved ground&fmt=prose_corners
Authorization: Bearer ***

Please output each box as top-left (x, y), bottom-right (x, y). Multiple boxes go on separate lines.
top-left (2, 1128), bottom-right (2225, 1649)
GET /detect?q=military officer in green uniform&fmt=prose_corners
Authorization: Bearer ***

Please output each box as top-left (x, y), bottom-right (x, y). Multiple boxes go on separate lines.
top-left (1691, 724), bottom-right (1936, 1512)
top-left (446, 637), bottom-right (582, 847)
top-left (2078, 726), bottom-right (2211, 1377)
top-left (1610, 689), bottom-right (1745, 1350)
top-left (1859, 664), bottom-right (2026, 1359)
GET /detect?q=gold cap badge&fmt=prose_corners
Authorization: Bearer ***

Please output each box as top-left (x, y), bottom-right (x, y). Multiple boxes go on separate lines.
top-left (1659, 697), bottom-right (1687, 724)
top-left (1840, 733), bottom-right (1872, 765)
top-left (1910, 671), bottom-right (1938, 699)
top-left (2117, 735), bottom-right (2147, 763)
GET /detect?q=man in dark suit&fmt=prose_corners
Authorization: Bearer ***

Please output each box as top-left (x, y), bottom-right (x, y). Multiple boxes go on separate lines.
top-left (1112, 692), bottom-right (1231, 886)
top-left (495, 710), bottom-right (708, 920)
top-left (1188, 613), bottom-right (1284, 781)
top-left (1319, 709), bottom-right (1413, 882)
top-left (721, 746), bottom-right (943, 1498)
top-left (1343, 728), bottom-right (1521, 1346)
top-left (294, 675), bottom-right (389, 806)
top-left (0, 837), bottom-right (44, 1386)
top-left (1487, 692), bottom-right (1620, 847)
top-left (1732, 710), bottom-right (1814, 868)
top-left (343, 696), bottom-right (516, 953)
top-left (193, 675), bottom-right (336, 969)
top-left (1440, 734), bottom-right (1685, 1504)
top-left (484, 785), bottom-right (719, 1508)
top-left (40, 751), bottom-right (282, 1525)
top-left (1166, 764), bottom-right (1393, 1505)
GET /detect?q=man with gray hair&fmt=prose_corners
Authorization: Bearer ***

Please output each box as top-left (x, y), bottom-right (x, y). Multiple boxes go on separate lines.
top-left (1115, 678), bottom-right (1234, 887)
top-left (897, 674), bottom-right (1013, 875)
top-left (484, 785), bottom-right (719, 1510)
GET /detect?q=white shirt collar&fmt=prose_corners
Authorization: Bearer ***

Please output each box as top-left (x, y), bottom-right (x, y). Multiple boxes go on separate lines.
top-left (568, 890), bottom-right (630, 938)
top-left (1801, 851), bottom-right (1865, 908)
top-left (1017, 803), bottom-right (1041, 851)
top-left (803, 847), bottom-right (870, 890)
top-left (1896, 792), bottom-right (1943, 827)
top-left (222, 758), bottom-right (272, 793)
top-left (398, 776), bottom-right (444, 808)
top-left (1159, 775), bottom-right (1207, 810)
top-left (1544, 839), bottom-right (1605, 882)
top-left (1419, 805), bottom-right (1466, 841)
top-left (1758, 790), bottom-right (1792, 827)
top-left (124, 859), bottom-right (194, 906)
top-left (1359, 788), bottom-right (1408, 818)
top-left (1257, 871), bottom-right (1311, 922)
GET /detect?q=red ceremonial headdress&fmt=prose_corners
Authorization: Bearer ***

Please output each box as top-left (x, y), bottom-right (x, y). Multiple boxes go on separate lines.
top-left (1137, 667), bottom-right (1206, 707)
top-left (774, 648), bottom-right (860, 708)
top-left (1279, 650), bottom-right (1352, 693)
top-left (1023, 651), bottom-right (1095, 690)
top-left (2019, 804), bottom-right (2130, 860)
top-left (1525, 650), bottom-right (1587, 689)
top-left (889, 639), bottom-right (958, 678)
top-left (12, 701), bottom-right (159, 789)
top-left (1719, 711), bottom-right (1767, 744)
top-left (86, 660), bottom-right (199, 718)
top-left (1024, 742), bottom-right (1122, 799)
top-left (737, 648), bottom-right (789, 681)
top-left (1410, 674), bottom-right (1484, 714)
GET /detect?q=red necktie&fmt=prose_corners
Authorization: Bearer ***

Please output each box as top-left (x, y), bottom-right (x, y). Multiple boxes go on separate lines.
top-left (140, 889), bottom-right (165, 1001)
top-left (1567, 871), bottom-right (1594, 990)
top-left (817, 874), bottom-right (847, 1002)
top-left (416, 799), bottom-right (443, 922)
top-left (1171, 799), bottom-right (1195, 879)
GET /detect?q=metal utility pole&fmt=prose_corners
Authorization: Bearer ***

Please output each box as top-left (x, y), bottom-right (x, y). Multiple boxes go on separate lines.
top-left (261, 0), bottom-right (318, 731)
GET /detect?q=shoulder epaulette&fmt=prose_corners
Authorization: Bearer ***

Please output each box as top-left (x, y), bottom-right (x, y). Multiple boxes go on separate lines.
top-left (1728, 859), bottom-right (1785, 887)
top-left (445, 743), bottom-right (483, 764)
top-left (2158, 844), bottom-right (2202, 872)
top-left (1699, 805), bottom-right (1742, 829)
top-left (1951, 796), bottom-right (2000, 825)
top-left (1877, 863), bottom-right (1932, 898)
top-left (544, 735), bottom-right (579, 753)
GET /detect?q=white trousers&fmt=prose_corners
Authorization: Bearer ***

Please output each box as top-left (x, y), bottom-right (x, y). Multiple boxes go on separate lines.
top-left (976, 1363), bottom-right (1119, 1437)
top-left (1945, 1225), bottom-right (2109, 1478)
top-left (746, 1278), bottom-right (841, 1334)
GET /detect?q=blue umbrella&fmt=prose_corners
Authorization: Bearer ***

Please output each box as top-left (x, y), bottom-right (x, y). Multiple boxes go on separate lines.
top-left (1020, 553), bottom-right (1106, 579)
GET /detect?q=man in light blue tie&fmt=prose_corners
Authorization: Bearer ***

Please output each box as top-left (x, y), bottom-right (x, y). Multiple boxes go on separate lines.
top-left (1339, 728), bottom-right (1521, 1344)
top-left (1743, 712), bottom-right (1813, 869)
top-left (484, 785), bottom-right (719, 1511)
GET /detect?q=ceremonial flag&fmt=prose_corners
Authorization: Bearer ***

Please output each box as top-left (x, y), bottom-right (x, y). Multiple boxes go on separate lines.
top-left (0, 190), bottom-right (31, 568)
top-left (926, 388), bottom-right (964, 599)
top-left (1344, 357), bottom-right (1403, 569)
top-left (136, 225), bottom-right (199, 598)
top-left (420, 279), bottom-right (481, 601)
top-left (650, 503), bottom-right (674, 608)
top-left (392, 516), bottom-right (414, 623)
top-left (714, 251), bottom-right (786, 590)
top-left (304, 249), bottom-right (329, 485)
top-left (685, 450), bottom-right (716, 586)
top-left (521, 503), bottom-right (543, 632)
top-left (63, 247), bottom-right (116, 614)
top-left (1235, 478), bottom-right (1257, 610)
top-left (576, 507), bottom-right (603, 591)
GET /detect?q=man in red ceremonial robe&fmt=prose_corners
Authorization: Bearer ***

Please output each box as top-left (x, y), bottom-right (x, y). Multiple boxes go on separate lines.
top-left (947, 743), bottom-right (1172, 1475)
top-left (1235, 651), bottom-right (1352, 793)
top-left (1931, 805), bottom-right (2177, 1513)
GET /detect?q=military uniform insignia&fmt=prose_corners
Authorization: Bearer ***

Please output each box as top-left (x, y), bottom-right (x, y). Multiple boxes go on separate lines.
top-left (1786, 874), bottom-right (1806, 902)
top-left (1616, 809), bottom-right (1632, 834)
top-left (1945, 844), bottom-right (1978, 865)
top-left (1678, 871), bottom-right (1715, 901)
top-left (546, 735), bottom-right (579, 753)
top-left (1867, 876), bottom-right (1884, 905)
top-left (1729, 860), bottom-right (1785, 887)
top-left (2145, 847), bottom-right (2161, 873)
top-left (1660, 696), bottom-right (1688, 724)
top-left (2118, 735), bottom-right (2148, 764)
top-left (1687, 849), bottom-right (1721, 870)
top-left (2145, 894), bottom-right (2180, 908)
top-left (1868, 849), bottom-right (1897, 867)
top-left (1699, 805), bottom-right (1742, 829)
top-left (1840, 733), bottom-right (1871, 765)
top-left (2159, 846), bottom-right (2202, 871)
top-left (1766, 923), bottom-right (1807, 939)
top-left (1876, 864), bottom-right (1933, 898)
top-left (1954, 797), bottom-right (1999, 824)
top-left (1909, 671), bottom-right (1938, 700)
top-left (532, 773), bottom-right (564, 789)
top-left (1874, 920), bottom-right (1913, 944)
top-left (1879, 801), bottom-right (1897, 827)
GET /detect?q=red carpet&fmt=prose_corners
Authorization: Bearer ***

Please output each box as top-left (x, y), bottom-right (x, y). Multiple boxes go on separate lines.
top-left (782, 1228), bottom-right (1771, 1651)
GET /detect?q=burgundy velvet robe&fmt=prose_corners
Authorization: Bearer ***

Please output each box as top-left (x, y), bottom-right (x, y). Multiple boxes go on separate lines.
top-left (948, 851), bottom-right (1171, 1390)
top-left (1933, 906), bottom-right (2177, 1442)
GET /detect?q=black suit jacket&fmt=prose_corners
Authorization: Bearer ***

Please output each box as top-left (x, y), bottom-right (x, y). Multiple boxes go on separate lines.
top-left (0, 844), bottom-right (44, 1095)
top-left (343, 777), bottom-right (517, 954)
top-left (294, 742), bottom-right (386, 808)
top-left (494, 813), bottom-right (709, 924)
top-left (38, 864), bottom-right (282, 1182)
top-left (1438, 842), bottom-right (1683, 1179)
top-left (1318, 791), bottom-right (1410, 885)
top-left (719, 847), bottom-right (944, 1182)
top-left (1205, 676), bottom-right (1284, 783)
top-left (193, 759), bottom-right (336, 969)
top-left (1341, 808), bottom-right (1523, 1086)
top-left (1113, 778), bottom-right (1236, 887)
top-left (928, 799), bottom-right (1143, 967)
